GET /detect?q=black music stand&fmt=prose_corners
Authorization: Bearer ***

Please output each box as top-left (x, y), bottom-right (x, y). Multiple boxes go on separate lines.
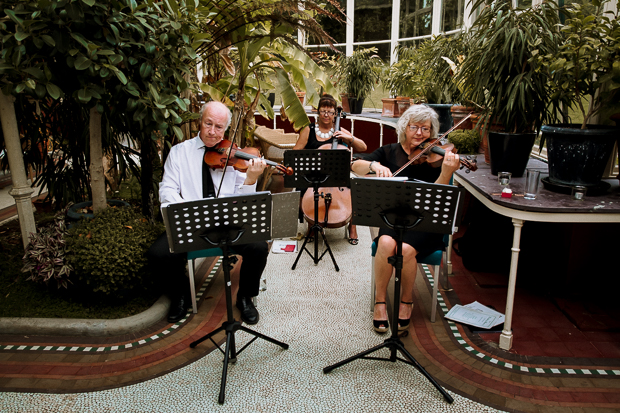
top-left (323, 177), bottom-right (464, 404)
top-left (284, 149), bottom-right (351, 271)
top-left (162, 192), bottom-right (289, 404)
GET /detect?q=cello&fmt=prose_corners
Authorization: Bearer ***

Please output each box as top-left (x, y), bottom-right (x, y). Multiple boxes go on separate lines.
top-left (300, 107), bottom-right (352, 229)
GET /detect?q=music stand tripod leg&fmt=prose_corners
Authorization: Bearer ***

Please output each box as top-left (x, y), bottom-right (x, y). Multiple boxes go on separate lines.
top-left (391, 340), bottom-right (454, 403)
top-left (317, 227), bottom-right (339, 271)
top-left (188, 244), bottom-right (288, 404)
top-left (291, 184), bottom-right (340, 271)
top-left (323, 226), bottom-right (453, 404)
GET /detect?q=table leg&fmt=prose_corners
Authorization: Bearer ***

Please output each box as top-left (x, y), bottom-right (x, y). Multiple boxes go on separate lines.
top-left (499, 218), bottom-right (524, 351)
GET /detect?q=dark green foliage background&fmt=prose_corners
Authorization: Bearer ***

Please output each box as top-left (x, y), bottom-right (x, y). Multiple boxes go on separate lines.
top-left (447, 129), bottom-right (481, 155)
top-left (66, 207), bottom-right (164, 297)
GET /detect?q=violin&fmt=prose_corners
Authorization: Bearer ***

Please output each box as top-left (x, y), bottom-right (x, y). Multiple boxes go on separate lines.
top-left (301, 107), bottom-right (352, 229)
top-left (204, 139), bottom-right (293, 176)
top-left (393, 113), bottom-right (478, 176)
top-left (395, 139), bottom-right (478, 174)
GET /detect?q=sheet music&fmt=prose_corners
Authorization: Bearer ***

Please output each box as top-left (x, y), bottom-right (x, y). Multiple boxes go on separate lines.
top-left (444, 302), bottom-right (505, 329)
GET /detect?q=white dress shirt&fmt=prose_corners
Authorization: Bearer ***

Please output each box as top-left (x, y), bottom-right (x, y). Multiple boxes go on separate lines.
top-left (159, 135), bottom-right (257, 208)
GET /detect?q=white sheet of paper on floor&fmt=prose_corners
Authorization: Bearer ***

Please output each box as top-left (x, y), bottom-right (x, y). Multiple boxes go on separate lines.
top-left (271, 240), bottom-right (298, 253)
top-left (444, 301), bottom-right (505, 329)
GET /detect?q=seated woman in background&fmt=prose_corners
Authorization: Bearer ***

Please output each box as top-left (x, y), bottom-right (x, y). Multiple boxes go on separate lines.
top-left (292, 94), bottom-right (367, 245)
top-left (351, 104), bottom-right (460, 333)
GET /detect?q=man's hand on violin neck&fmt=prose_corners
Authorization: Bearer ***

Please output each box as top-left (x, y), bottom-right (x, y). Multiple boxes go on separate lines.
top-left (244, 158), bottom-right (267, 185)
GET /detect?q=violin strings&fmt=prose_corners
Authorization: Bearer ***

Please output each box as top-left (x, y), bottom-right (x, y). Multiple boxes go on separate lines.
top-left (393, 112), bottom-right (474, 177)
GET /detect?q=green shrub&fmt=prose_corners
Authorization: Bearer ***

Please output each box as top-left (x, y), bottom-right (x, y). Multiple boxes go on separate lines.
top-left (66, 206), bottom-right (164, 297)
top-left (447, 129), bottom-right (481, 155)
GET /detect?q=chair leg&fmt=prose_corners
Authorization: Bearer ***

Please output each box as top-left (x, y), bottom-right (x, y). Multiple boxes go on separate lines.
top-left (187, 259), bottom-right (198, 314)
top-left (370, 256), bottom-right (376, 312)
top-left (446, 233), bottom-right (454, 275)
top-left (431, 264), bottom-right (441, 323)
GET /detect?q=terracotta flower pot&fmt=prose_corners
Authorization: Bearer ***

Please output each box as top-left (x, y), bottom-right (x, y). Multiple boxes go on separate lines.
top-left (295, 91), bottom-right (306, 104)
top-left (381, 98), bottom-right (399, 117)
top-left (396, 97), bottom-right (411, 116)
top-left (450, 106), bottom-right (475, 130)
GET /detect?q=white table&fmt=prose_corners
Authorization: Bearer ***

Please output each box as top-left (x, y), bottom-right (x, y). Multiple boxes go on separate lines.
top-left (454, 159), bottom-right (620, 350)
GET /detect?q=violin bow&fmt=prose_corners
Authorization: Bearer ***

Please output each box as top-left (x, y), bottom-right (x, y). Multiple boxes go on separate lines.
top-left (393, 112), bottom-right (474, 177)
top-left (215, 108), bottom-right (245, 198)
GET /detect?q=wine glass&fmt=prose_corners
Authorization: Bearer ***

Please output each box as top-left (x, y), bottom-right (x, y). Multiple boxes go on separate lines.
top-left (498, 172), bottom-right (512, 188)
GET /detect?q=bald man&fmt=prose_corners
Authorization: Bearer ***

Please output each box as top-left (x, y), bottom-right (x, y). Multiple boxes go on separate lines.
top-left (148, 101), bottom-right (268, 324)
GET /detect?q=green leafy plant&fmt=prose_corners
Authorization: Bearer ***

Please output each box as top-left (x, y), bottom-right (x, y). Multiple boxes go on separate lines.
top-left (22, 208), bottom-right (73, 289)
top-left (382, 34), bottom-right (471, 103)
top-left (541, 0), bottom-right (620, 129)
top-left (458, 0), bottom-right (563, 133)
top-left (66, 206), bottom-right (164, 297)
top-left (332, 47), bottom-right (383, 100)
top-left (446, 129), bottom-right (481, 155)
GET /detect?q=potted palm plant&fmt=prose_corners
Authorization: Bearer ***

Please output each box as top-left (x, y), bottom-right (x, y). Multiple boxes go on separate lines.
top-left (457, 0), bottom-right (563, 177)
top-left (538, 0), bottom-right (620, 191)
top-left (382, 34), bottom-right (471, 130)
top-left (332, 48), bottom-right (383, 114)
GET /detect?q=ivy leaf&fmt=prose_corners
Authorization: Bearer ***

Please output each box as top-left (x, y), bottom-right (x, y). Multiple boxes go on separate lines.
top-left (172, 125), bottom-right (183, 140)
top-left (75, 55), bottom-right (92, 70)
top-left (77, 88), bottom-right (92, 103)
top-left (15, 29), bottom-right (30, 42)
top-left (46, 83), bottom-right (62, 100)
top-left (70, 33), bottom-right (89, 49)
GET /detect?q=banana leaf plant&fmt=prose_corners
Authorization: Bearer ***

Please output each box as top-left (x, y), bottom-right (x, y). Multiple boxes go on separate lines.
top-left (193, 0), bottom-right (344, 146)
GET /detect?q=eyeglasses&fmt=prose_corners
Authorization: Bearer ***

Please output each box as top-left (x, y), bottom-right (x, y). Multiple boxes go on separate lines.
top-left (408, 125), bottom-right (431, 134)
top-left (319, 110), bottom-right (335, 116)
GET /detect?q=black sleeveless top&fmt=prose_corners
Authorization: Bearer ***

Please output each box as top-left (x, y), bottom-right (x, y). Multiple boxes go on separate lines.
top-left (305, 123), bottom-right (346, 149)
top-left (363, 143), bottom-right (441, 183)
top-left (363, 143), bottom-right (444, 255)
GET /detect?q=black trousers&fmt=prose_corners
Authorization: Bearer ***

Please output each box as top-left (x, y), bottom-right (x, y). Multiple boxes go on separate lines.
top-left (147, 232), bottom-right (268, 299)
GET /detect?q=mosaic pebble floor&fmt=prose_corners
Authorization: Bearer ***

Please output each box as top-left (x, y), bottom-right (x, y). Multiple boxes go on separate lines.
top-left (1, 224), bottom-right (619, 412)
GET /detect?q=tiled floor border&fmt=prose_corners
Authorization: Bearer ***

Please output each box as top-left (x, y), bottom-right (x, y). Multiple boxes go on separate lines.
top-left (0, 257), bottom-right (222, 353)
top-left (421, 264), bottom-right (620, 377)
top-left (1, 260), bottom-right (618, 378)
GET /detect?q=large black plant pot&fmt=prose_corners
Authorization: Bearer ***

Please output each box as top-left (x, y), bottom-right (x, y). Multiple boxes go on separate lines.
top-left (488, 131), bottom-right (536, 177)
top-left (426, 104), bottom-right (454, 134)
top-left (347, 97), bottom-right (365, 114)
top-left (541, 124), bottom-right (618, 188)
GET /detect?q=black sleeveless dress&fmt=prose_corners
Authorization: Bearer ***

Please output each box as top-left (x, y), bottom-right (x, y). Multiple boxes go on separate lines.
top-left (363, 143), bottom-right (445, 257)
top-left (305, 123), bottom-right (340, 149)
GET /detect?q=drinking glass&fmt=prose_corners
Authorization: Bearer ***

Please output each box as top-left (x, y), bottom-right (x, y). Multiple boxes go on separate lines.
top-left (524, 169), bottom-right (540, 200)
top-left (498, 172), bottom-right (512, 187)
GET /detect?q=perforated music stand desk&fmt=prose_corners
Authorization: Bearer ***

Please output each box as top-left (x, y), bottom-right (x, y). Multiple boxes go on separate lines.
top-left (283, 149), bottom-right (351, 271)
top-left (323, 177), bottom-right (464, 404)
top-left (162, 192), bottom-right (289, 404)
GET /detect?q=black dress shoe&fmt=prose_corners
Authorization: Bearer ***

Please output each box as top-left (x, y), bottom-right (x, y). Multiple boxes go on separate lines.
top-left (236, 296), bottom-right (259, 325)
top-left (167, 295), bottom-right (190, 323)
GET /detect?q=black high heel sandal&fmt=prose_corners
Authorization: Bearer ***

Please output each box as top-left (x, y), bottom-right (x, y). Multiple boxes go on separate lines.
top-left (398, 301), bottom-right (414, 331)
top-left (373, 302), bottom-right (389, 334)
